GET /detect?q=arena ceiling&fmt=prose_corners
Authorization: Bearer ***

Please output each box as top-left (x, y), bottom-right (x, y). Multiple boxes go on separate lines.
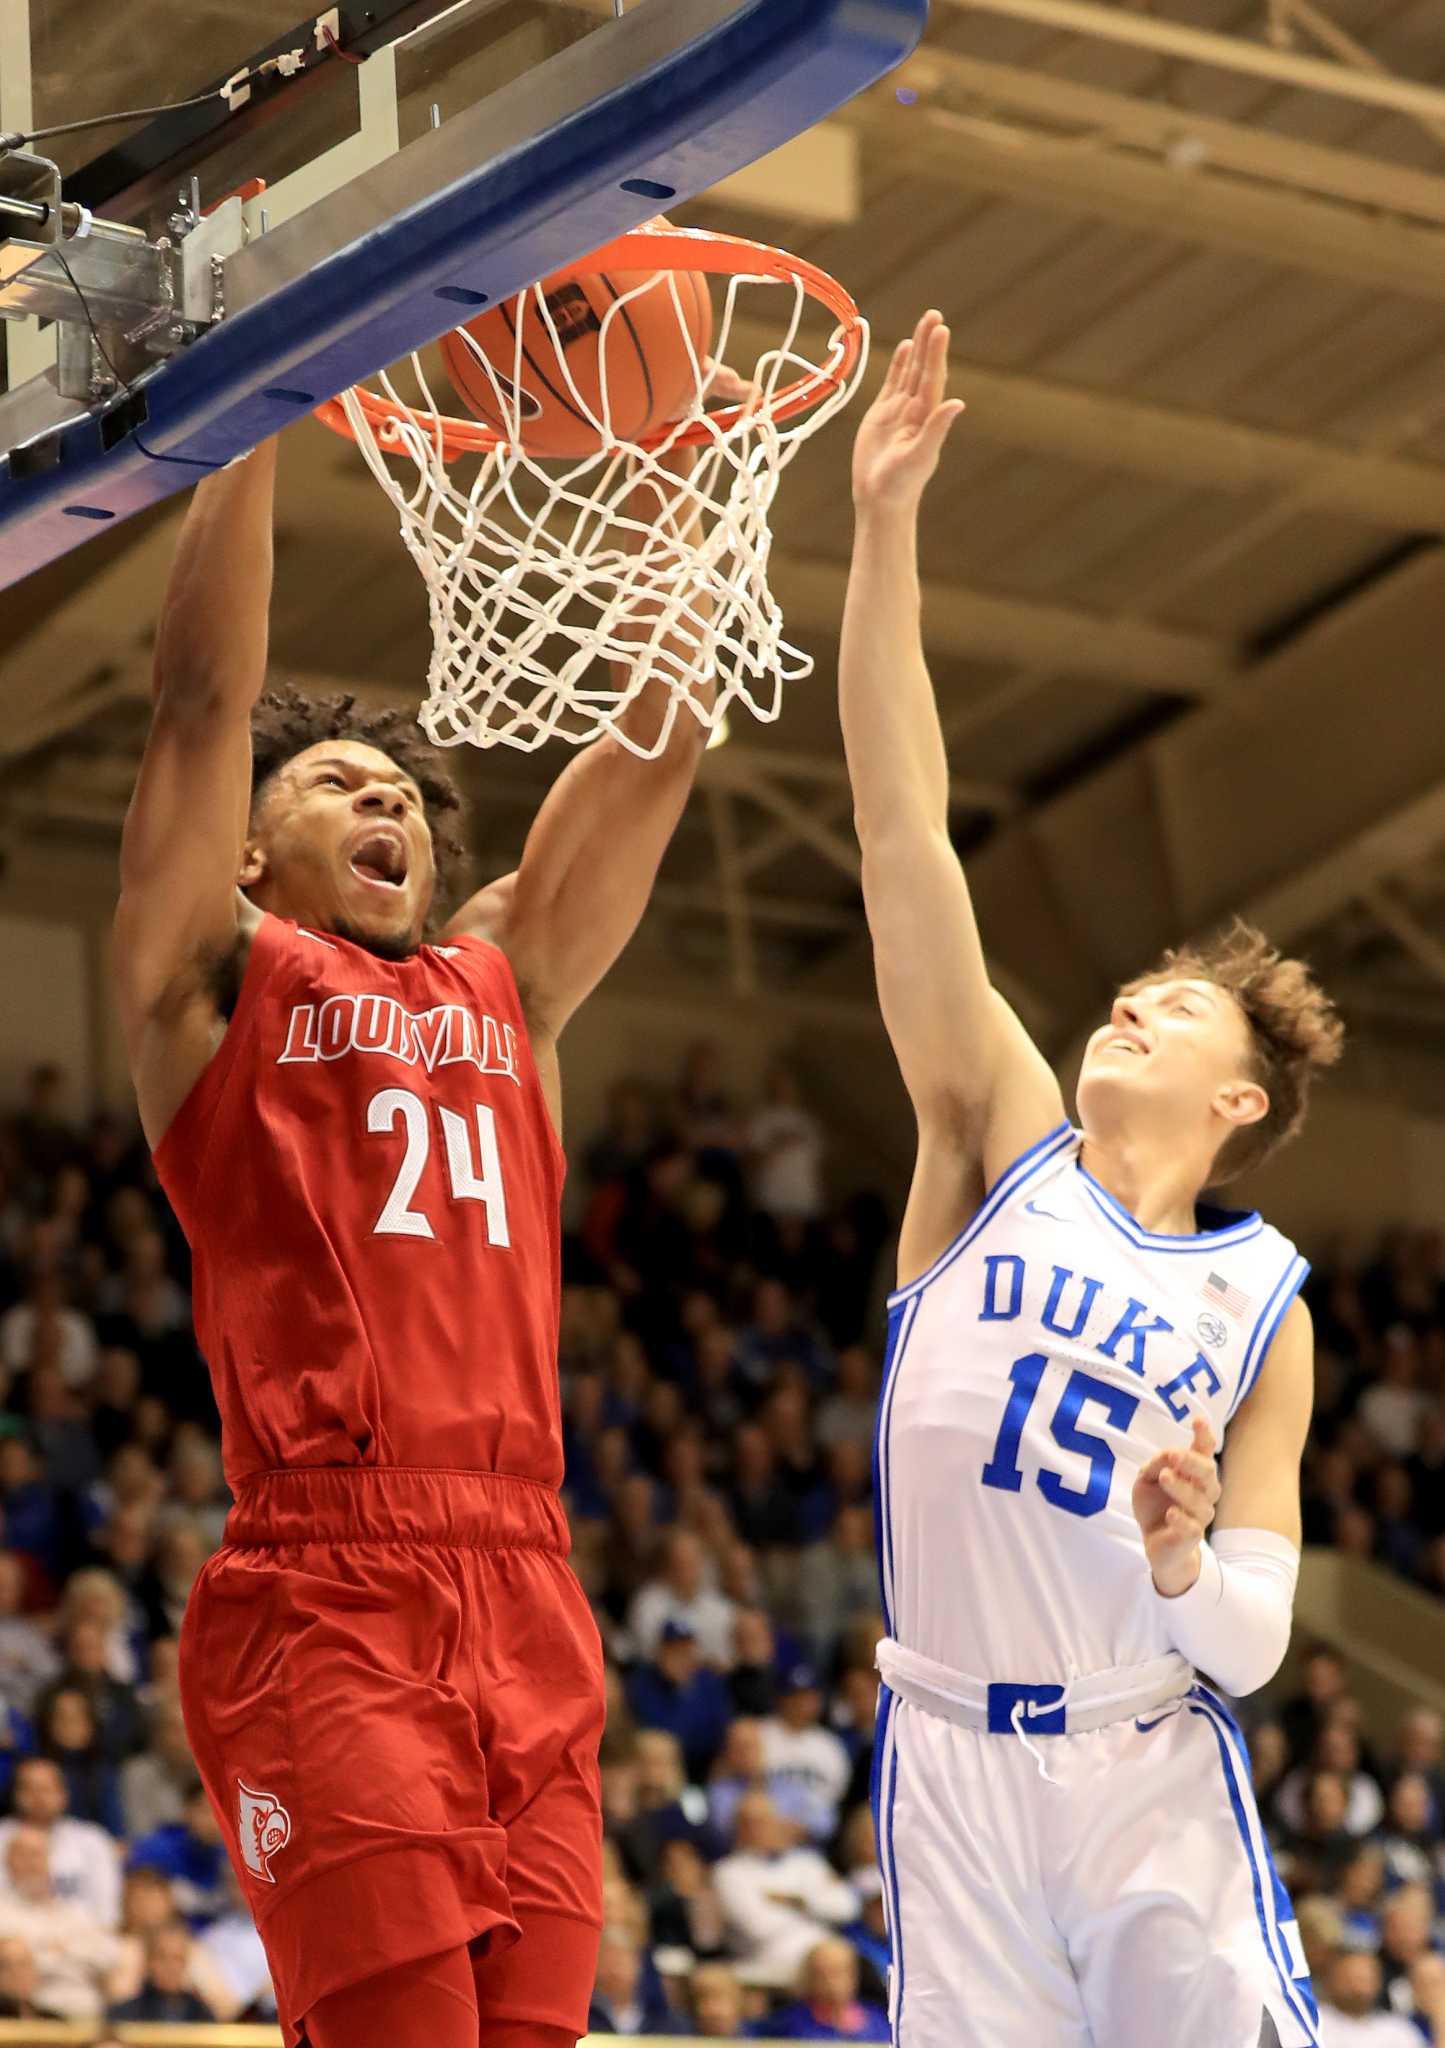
top-left (2, 0), bottom-right (1445, 1108)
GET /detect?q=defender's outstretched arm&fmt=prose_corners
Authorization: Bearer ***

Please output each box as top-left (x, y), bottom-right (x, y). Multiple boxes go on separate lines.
top-left (114, 445), bottom-right (276, 1143)
top-left (841, 314), bottom-right (1062, 1279)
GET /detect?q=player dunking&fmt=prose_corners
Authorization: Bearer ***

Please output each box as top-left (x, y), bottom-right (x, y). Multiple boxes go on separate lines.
top-left (841, 313), bottom-right (1345, 2048)
top-left (112, 434), bottom-right (720, 2048)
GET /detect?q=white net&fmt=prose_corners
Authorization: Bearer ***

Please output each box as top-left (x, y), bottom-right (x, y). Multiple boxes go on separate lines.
top-left (330, 234), bottom-right (868, 758)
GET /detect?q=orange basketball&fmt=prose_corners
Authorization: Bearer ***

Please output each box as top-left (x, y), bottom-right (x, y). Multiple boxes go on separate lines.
top-left (440, 256), bottom-right (714, 458)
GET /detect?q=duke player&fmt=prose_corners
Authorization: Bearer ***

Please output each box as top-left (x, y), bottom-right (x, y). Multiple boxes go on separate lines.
top-left (111, 429), bottom-right (732, 2048)
top-left (841, 312), bottom-right (1345, 2048)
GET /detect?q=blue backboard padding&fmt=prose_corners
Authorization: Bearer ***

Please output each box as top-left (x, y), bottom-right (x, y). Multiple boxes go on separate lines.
top-left (0, 0), bottom-right (926, 592)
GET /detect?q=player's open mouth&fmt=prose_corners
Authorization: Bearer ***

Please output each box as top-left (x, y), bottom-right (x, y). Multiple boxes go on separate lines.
top-left (1101, 1035), bottom-right (1149, 1057)
top-left (348, 831), bottom-right (409, 890)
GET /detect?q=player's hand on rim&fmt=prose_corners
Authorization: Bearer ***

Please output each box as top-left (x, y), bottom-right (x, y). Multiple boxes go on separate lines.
top-left (852, 308), bottom-right (966, 515)
top-left (1132, 1414), bottom-right (1221, 1599)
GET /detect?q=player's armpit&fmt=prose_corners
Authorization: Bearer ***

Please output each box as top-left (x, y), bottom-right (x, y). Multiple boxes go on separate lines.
top-left (1213, 1295), bottom-right (1314, 1546)
top-left (453, 730), bottom-right (701, 1041)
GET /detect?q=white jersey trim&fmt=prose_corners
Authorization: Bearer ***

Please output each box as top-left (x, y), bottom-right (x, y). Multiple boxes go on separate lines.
top-left (888, 1122), bottom-right (1076, 1309)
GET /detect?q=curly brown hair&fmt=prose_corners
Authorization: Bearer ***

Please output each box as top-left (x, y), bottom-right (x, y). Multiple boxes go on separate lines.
top-left (1121, 919), bottom-right (1344, 1183)
top-left (249, 683), bottom-right (470, 913)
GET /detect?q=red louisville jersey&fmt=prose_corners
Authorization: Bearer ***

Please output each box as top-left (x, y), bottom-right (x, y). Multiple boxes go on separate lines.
top-left (152, 914), bottom-right (566, 1489)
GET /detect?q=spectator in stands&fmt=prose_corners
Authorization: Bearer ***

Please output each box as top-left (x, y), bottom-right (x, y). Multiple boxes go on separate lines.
top-left (627, 1529), bottom-right (737, 1667)
top-left (793, 1504), bottom-right (877, 1664)
top-left (196, 1860), bottom-right (277, 2022)
top-left (1335, 1846), bottom-right (1388, 1950)
top-left (731, 1424), bottom-right (801, 1552)
top-left (1377, 1773), bottom-right (1439, 1890)
top-left (1276, 1720), bottom-right (1384, 1840)
top-left (1377, 1886), bottom-right (1439, 2018)
top-left (1282, 1772), bottom-right (1359, 1897)
top-left (1318, 1949), bottom-right (1428, 2047)
top-left (0, 1551), bottom-right (58, 1717)
top-left (37, 1685), bottom-right (123, 1836)
top-left (0, 1823), bottom-right (121, 2018)
top-left (0, 1272), bottom-right (96, 1391)
top-left (626, 1622), bottom-right (732, 1782)
top-left (58, 1566), bottom-right (141, 1686)
top-left (1283, 1646), bottom-right (1352, 1766)
top-left (586, 1921), bottom-right (674, 2036)
top-left (121, 1696), bottom-right (198, 1838)
top-left (687, 1958), bottom-right (748, 2040)
top-left (108, 1867), bottom-right (234, 2018)
top-left (583, 1081), bottom-right (659, 1193)
top-left (137, 1517), bottom-right (206, 1642)
top-left (39, 1615), bottom-right (143, 1764)
top-left (1386, 1708), bottom-right (1445, 1816)
top-left (107, 1918), bottom-right (220, 2023)
top-left (761, 1663), bottom-right (852, 1845)
top-left (728, 1608), bottom-right (781, 1719)
top-left (1357, 1329), bottom-right (1429, 1458)
top-left (746, 1066), bottom-right (825, 1227)
top-left (164, 1436), bottom-right (228, 1549)
top-left (815, 1349), bottom-right (878, 1457)
top-left (1406, 1415), bottom-right (1445, 1544)
top-left (25, 1365), bottom-right (101, 1495)
top-left (0, 1755), bottom-right (121, 1926)
top-left (11, 1065), bottom-right (77, 1185)
top-left (0, 1435), bottom-right (70, 1583)
top-left (713, 1790), bottom-right (858, 1990)
top-left (616, 1729), bottom-right (722, 1887)
top-left (0, 1933), bottom-right (53, 2020)
top-left (768, 1935), bottom-right (890, 2043)
top-left (709, 1718), bottom-right (811, 1845)
top-left (736, 1279), bottom-right (828, 1394)
top-left (88, 1348), bottom-right (144, 1461)
top-left (129, 1783), bottom-right (229, 1926)
top-left (647, 1835), bottom-right (727, 1961)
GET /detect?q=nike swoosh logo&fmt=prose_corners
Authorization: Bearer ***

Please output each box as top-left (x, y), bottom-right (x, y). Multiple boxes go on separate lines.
top-left (1025, 1200), bottom-right (1070, 1222)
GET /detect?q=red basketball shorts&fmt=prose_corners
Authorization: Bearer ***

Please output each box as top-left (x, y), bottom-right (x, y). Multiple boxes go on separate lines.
top-left (178, 1468), bottom-right (605, 2046)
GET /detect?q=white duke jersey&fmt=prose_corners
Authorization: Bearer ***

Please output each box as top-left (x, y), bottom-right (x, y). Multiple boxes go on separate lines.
top-left (875, 1123), bottom-right (1309, 1683)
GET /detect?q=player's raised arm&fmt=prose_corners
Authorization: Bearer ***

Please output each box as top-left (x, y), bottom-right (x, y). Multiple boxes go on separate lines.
top-left (841, 314), bottom-right (1062, 1267)
top-left (114, 444), bottom-right (277, 1144)
top-left (447, 407), bottom-right (745, 1040)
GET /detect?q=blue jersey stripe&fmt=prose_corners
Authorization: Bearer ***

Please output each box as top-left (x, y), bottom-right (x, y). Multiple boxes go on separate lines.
top-left (874, 1292), bottom-right (921, 1638)
top-left (1189, 1689), bottom-right (1320, 2043)
top-left (882, 1695), bottom-right (905, 2042)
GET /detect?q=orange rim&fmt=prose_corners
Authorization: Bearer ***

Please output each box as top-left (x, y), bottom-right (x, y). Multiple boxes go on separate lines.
top-left (314, 224), bottom-right (864, 459)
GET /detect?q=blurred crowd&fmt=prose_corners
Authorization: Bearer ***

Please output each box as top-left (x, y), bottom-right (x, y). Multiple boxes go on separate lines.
top-left (0, 1047), bottom-right (1438, 2041)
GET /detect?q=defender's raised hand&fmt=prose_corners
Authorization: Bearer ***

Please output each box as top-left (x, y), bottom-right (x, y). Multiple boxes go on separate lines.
top-left (852, 309), bottom-right (966, 514)
top-left (1133, 1415), bottom-right (1222, 1598)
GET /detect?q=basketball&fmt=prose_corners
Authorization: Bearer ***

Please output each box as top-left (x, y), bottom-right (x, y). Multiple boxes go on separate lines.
top-left (440, 256), bottom-right (714, 458)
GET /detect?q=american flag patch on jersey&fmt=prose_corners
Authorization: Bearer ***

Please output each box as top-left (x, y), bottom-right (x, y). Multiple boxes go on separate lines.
top-left (1202, 1271), bottom-right (1250, 1319)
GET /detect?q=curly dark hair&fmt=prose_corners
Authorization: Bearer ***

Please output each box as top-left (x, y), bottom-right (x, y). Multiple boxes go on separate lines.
top-left (1122, 918), bottom-right (1344, 1183)
top-left (248, 683), bottom-right (471, 913)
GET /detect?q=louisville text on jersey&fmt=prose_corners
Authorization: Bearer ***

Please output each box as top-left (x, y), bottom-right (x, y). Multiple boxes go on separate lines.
top-left (278, 994), bottom-right (522, 1085)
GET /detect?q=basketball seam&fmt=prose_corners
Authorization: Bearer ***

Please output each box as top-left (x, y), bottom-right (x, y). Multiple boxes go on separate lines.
top-left (501, 294), bottom-right (603, 439)
top-left (599, 274), bottom-right (654, 439)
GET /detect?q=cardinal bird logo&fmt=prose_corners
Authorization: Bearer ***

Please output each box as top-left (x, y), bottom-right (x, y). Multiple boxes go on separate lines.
top-left (237, 1780), bottom-right (292, 1883)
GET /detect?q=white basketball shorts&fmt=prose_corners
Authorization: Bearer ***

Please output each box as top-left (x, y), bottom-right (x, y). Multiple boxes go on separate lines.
top-left (871, 1681), bottom-right (1320, 2048)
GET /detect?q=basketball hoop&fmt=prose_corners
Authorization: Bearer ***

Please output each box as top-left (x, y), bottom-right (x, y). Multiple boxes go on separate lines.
top-left (315, 223), bottom-right (868, 757)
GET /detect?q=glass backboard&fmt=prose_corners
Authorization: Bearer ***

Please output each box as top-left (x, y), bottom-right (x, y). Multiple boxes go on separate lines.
top-left (0, 0), bottom-right (927, 588)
